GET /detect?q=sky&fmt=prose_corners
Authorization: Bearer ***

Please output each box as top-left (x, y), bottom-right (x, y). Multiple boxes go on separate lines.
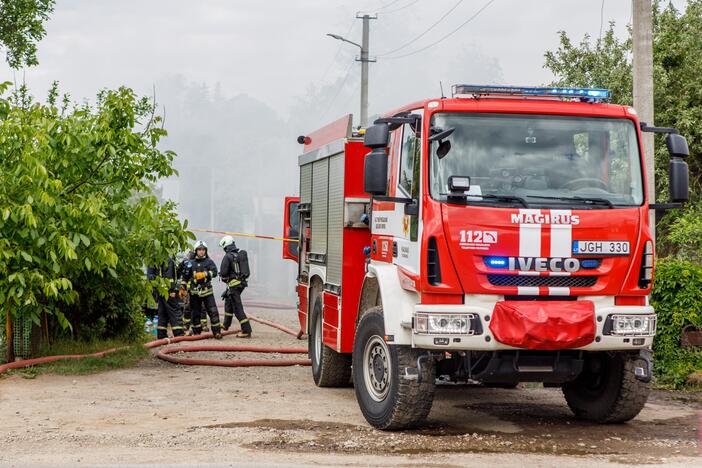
top-left (1, 0), bottom-right (688, 121)
top-left (0, 0), bottom-right (688, 302)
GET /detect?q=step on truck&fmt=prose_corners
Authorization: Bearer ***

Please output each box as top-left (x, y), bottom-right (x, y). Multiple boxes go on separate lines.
top-left (282, 85), bottom-right (690, 430)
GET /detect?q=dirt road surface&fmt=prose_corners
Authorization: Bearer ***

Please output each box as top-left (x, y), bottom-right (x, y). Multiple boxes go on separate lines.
top-left (1, 307), bottom-right (700, 467)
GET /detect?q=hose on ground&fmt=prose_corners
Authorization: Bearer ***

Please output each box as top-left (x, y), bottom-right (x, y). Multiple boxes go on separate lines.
top-left (0, 347), bottom-right (129, 374)
top-left (156, 345), bottom-right (310, 367)
top-left (151, 314), bottom-right (309, 368)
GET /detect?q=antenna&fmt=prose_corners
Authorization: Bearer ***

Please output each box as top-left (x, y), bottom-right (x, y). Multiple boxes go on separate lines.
top-left (439, 81), bottom-right (446, 99)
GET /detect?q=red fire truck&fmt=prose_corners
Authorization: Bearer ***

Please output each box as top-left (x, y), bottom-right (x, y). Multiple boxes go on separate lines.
top-left (282, 85), bottom-right (690, 430)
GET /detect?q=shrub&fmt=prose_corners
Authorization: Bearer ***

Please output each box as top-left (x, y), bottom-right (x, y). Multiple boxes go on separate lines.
top-left (0, 83), bottom-right (192, 351)
top-left (650, 258), bottom-right (702, 387)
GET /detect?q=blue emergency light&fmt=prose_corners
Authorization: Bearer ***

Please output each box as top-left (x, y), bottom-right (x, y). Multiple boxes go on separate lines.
top-left (484, 256), bottom-right (508, 268)
top-left (580, 259), bottom-right (602, 269)
top-left (453, 85), bottom-right (610, 102)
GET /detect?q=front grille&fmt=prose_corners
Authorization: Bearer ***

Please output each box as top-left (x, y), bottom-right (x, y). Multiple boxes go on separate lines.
top-left (487, 274), bottom-right (597, 288)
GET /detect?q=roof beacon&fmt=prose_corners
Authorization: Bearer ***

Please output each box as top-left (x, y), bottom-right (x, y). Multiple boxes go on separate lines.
top-left (452, 84), bottom-right (610, 102)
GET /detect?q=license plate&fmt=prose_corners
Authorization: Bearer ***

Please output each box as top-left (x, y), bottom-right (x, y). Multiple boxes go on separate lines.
top-left (573, 240), bottom-right (630, 256)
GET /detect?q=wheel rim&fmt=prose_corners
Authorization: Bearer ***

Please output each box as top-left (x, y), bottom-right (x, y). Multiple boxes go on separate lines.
top-left (363, 335), bottom-right (391, 402)
top-left (314, 310), bottom-right (322, 367)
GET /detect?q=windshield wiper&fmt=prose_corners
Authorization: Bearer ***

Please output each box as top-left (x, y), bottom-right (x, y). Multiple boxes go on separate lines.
top-left (526, 195), bottom-right (614, 208)
top-left (443, 192), bottom-right (530, 208)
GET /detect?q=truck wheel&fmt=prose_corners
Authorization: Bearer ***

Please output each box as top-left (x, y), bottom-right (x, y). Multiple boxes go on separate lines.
top-left (352, 306), bottom-right (435, 430)
top-left (308, 292), bottom-right (351, 387)
top-left (562, 353), bottom-right (649, 423)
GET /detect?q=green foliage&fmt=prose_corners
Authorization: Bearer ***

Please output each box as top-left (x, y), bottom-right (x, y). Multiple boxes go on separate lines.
top-left (544, 25), bottom-right (633, 106)
top-left (543, 1), bottom-right (702, 257)
top-left (0, 82), bottom-right (193, 342)
top-left (650, 258), bottom-right (702, 387)
top-left (666, 201), bottom-right (702, 262)
top-left (0, 0), bottom-right (55, 68)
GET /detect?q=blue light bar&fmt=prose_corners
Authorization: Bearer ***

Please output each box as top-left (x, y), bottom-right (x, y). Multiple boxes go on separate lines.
top-left (484, 256), bottom-right (508, 268)
top-left (453, 84), bottom-right (610, 102)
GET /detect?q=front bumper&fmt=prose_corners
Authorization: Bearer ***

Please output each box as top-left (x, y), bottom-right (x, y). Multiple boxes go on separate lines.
top-left (409, 295), bottom-right (654, 351)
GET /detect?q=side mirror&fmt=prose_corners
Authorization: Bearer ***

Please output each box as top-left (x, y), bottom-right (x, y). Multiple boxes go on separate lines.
top-left (364, 123), bottom-right (390, 149)
top-left (364, 148), bottom-right (388, 195)
top-left (666, 133), bottom-right (689, 158)
top-left (404, 201), bottom-right (419, 216)
top-left (363, 123), bottom-right (390, 196)
top-left (669, 158), bottom-right (689, 203)
top-left (666, 134), bottom-right (689, 203)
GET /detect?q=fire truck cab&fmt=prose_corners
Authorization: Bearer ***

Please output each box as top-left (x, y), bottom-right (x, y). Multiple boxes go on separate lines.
top-left (283, 85), bottom-right (690, 430)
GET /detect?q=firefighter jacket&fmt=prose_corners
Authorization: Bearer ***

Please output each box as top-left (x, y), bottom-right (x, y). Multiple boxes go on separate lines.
top-left (188, 256), bottom-right (218, 297)
top-left (220, 246), bottom-right (248, 288)
top-left (147, 258), bottom-right (178, 292)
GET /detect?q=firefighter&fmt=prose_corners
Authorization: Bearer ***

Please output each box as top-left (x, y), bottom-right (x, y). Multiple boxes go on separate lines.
top-left (177, 251), bottom-right (196, 333)
top-left (219, 235), bottom-right (252, 338)
top-left (147, 258), bottom-right (184, 339)
top-left (187, 240), bottom-right (223, 339)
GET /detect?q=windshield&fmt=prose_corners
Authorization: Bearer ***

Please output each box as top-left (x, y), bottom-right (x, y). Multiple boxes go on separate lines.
top-left (429, 113), bottom-right (644, 207)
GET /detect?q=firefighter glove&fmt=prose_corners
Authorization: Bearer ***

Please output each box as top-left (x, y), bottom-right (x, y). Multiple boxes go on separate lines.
top-left (194, 271), bottom-right (207, 281)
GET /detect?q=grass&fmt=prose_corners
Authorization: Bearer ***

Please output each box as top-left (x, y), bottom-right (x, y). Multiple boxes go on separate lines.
top-left (8, 336), bottom-right (150, 377)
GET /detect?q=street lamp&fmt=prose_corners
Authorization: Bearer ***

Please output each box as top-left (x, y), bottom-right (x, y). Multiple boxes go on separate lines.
top-left (326, 33), bottom-right (362, 50)
top-left (326, 14), bottom-right (376, 127)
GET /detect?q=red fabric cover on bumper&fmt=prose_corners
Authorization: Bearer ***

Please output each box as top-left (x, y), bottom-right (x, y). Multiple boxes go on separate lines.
top-left (489, 301), bottom-right (595, 350)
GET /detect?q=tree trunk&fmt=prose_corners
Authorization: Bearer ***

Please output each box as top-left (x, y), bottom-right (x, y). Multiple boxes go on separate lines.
top-left (5, 306), bottom-right (14, 363)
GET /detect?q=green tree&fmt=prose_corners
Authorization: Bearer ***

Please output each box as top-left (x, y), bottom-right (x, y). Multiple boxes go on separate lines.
top-left (543, 1), bottom-right (702, 257)
top-left (0, 82), bottom-right (192, 361)
top-left (0, 0), bottom-right (55, 68)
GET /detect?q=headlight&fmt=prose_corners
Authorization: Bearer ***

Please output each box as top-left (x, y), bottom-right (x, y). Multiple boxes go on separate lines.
top-left (414, 313), bottom-right (476, 335)
top-left (606, 314), bottom-right (656, 336)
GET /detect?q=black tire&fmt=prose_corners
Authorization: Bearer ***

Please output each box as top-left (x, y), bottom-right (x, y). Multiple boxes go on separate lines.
top-left (563, 352), bottom-right (650, 423)
top-left (352, 306), bottom-right (435, 430)
top-left (308, 291), bottom-right (351, 387)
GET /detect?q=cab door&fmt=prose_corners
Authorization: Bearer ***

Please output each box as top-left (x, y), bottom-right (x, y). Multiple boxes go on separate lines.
top-left (282, 196), bottom-right (300, 261)
top-left (394, 117), bottom-right (422, 273)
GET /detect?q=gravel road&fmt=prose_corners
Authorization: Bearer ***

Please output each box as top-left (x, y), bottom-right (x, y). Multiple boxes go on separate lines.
top-left (0, 307), bottom-right (699, 467)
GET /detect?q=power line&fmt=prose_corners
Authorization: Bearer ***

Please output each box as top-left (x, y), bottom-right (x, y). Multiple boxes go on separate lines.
top-left (381, 0), bottom-right (422, 15)
top-left (320, 60), bottom-right (356, 124)
top-left (378, 0), bottom-right (465, 57)
top-left (383, 0), bottom-right (496, 60)
top-left (375, 0), bottom-right (405, 12)
top-left (318, 20), bottom-right (357, 85)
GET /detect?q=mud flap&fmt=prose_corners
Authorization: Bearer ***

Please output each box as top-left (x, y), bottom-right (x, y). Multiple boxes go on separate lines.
top-left (633, 349), bottom-right (653, 383)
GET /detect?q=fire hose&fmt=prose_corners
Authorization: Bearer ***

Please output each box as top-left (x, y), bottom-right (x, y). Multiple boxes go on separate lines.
top-left (1, 309), bottom-right (310, 375)
top-left (150, 313), bottom-right (309, 367)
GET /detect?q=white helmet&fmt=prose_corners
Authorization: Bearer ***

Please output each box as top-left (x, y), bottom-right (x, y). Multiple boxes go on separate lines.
top-left (219, 235), bottom-right (235, 249)
top-left (193, 240), bottom-right (208, 257)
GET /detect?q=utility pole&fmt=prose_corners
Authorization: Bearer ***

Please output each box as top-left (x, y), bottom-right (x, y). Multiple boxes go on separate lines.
top-left (327, 14), bottom-right (376, 127)
top-left (356, 13), bottom-right (377, 127)
top-left (632, 0), bottom-right (655, 240)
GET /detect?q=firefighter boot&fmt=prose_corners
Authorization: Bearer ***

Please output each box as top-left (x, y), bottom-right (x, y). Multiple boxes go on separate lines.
top-left (236, 320), bottom-right (251, 338)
